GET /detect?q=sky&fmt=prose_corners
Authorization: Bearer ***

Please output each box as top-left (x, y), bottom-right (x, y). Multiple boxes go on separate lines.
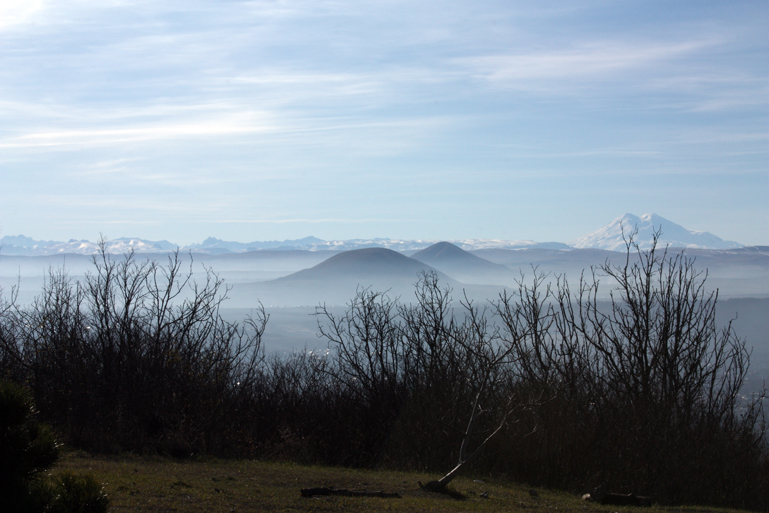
top-left (1, 0), bottom-right (767, 246)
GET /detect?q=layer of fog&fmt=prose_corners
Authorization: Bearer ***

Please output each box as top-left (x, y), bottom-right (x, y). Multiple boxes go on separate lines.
top-left (1, 247), bottom-right (767, 394)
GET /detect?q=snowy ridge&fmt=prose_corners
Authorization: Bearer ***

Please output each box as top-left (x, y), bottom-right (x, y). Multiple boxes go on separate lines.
top-left (0, 214), bottom-right (744, 256)
top-left (569, 213), bottom-right (742, 251)
top-left (0, 236), bottom-right (178, 256)
top-left (452, 239), bottom-right (571, 251)
top-left (1, 236), bottom-right (568, 255)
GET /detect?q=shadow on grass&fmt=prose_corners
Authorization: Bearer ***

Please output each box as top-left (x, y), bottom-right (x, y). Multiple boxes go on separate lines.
top-left (418, 481), bottom-right (467, 500)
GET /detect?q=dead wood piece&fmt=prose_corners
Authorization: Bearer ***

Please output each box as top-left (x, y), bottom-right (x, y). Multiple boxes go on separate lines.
top-left (300, 487), bottom-right (401, 498)
top-left (583, 488), bottom-right (652, 507)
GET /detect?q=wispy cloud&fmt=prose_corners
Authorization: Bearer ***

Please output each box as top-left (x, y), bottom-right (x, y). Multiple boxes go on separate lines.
top-left (1, 0), bottom-right (767, 245)
top-left (0, 113), bottom-right (277, 149)
top-left (456, 39), bottom-right (716, 88)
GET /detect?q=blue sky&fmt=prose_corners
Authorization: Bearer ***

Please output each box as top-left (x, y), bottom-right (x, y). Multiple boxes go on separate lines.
top-left (1, 0), bottom-right (767, 245)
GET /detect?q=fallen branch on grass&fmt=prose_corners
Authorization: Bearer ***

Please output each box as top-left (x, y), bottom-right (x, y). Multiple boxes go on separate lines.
top-left (300, 487), bottom-right (401, 498)
top-left (582, 488), bottom-right (653, 506)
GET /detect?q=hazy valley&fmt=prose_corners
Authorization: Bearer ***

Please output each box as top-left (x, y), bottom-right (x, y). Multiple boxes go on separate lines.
top-left (2, 214), bottom-right (767, 388)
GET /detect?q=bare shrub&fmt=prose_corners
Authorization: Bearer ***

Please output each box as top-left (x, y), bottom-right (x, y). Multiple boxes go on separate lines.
top-left (494, 230), bottom-right (767, 507)
top-left (317, 272), bottom-right (526, 483)
top-left (0, 242), bottom-right (267, 456)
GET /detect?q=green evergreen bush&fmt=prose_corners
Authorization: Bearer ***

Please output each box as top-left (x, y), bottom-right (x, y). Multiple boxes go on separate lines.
top-left (45, 471), bottom-right (110, 513)
top-left (0, 380), bottom-right (108, 513)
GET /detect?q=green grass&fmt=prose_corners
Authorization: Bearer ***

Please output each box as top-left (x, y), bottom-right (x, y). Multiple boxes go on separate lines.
top-left (52, 450), bottom-right (747, 513)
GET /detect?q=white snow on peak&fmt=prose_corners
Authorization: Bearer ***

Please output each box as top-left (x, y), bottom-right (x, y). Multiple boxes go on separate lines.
top-left (568, 213), bottom-right (743, 251)
top-left (0, 236), bottom-right (178, 256)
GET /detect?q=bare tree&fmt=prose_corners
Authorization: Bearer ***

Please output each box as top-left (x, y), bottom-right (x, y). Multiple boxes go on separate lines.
top-left (493, 228), bottom-right (765, 504)
top-left (316, 272), bottom-right (526, 490)
top-left (419, 292), bottom-right (519, 491)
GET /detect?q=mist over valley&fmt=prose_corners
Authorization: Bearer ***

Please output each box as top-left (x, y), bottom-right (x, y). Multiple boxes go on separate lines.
top-left (2, 215), bottom-right (767, 386)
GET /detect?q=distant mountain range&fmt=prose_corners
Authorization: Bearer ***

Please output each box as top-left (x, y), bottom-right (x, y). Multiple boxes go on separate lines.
top-left (0, 235), bottom-right (179, 256)
top-left (0, 213), bottom-right (746, 256)
top-left (187, 237), bottom-right (571, 254)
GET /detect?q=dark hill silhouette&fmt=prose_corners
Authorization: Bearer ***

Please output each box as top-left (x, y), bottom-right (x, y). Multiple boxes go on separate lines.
top-left (230, 247), bottom-right (463, 307)
top-left (412, 242), bottom-right (515, 285)
top-left (278, 247), bottom-right (453, 284)
top-left (413, 241), bottom-right (507, 269)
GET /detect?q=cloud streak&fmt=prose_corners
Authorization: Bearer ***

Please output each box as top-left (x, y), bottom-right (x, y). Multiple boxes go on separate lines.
top-left (459, 39), bottom-right (715, 83)
top-left (0, 114), bottom-right (277, 149)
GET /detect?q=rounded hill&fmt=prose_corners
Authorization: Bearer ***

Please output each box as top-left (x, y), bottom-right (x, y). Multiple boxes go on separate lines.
top-left (411, 242), bottom-right (514, 285)
top-left (279, 247), bottom-right (450, 282)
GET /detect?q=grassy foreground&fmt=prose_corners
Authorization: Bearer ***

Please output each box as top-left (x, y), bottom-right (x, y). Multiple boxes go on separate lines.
top-left (54, 451), bottom-right (742, 513)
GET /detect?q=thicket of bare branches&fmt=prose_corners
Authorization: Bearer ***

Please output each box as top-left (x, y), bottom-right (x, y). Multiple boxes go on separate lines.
top-left (490, 232), bottom-right (767, 507)
top-left (0, 243), bottom-right (267, 456)
top-left (315, 272), bottom-right (528, 488)
top-left (0, 233), bottom-right (766, 509)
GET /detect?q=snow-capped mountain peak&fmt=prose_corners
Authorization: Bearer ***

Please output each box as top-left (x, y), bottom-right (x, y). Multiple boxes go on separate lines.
top-left (569, 213), bottom-right (742, 251)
